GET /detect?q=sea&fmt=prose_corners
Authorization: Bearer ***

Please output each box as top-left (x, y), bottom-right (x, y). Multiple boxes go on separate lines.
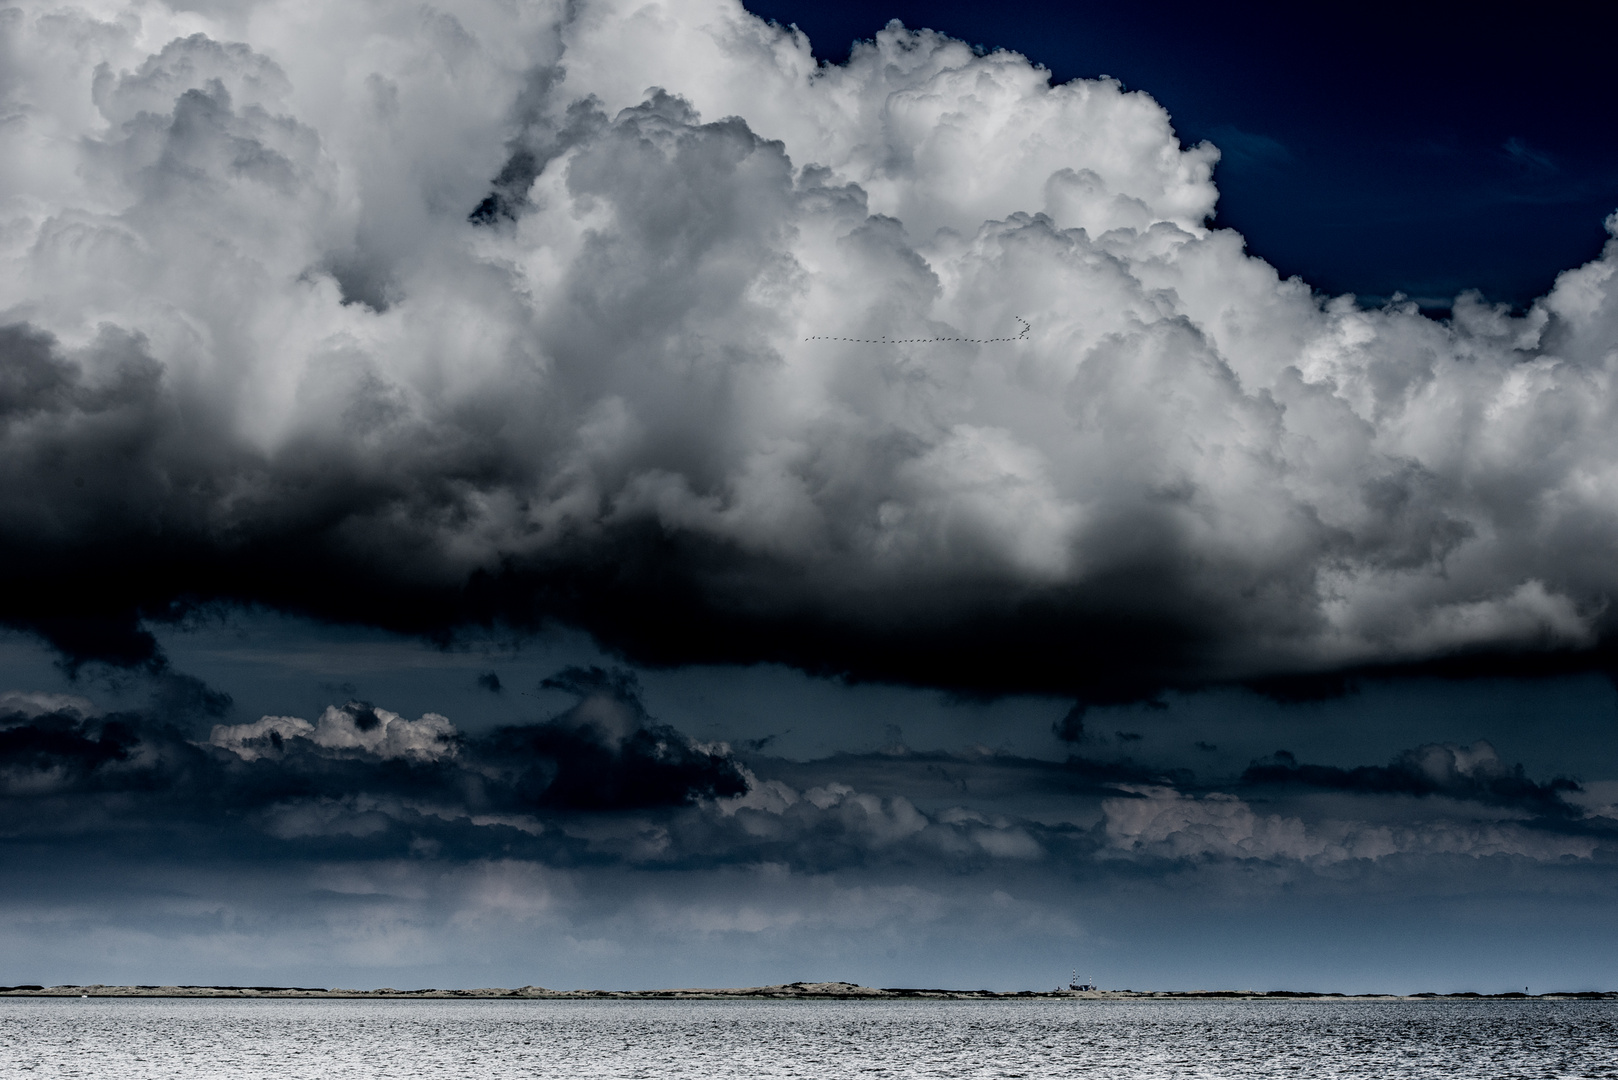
top-left (1, 997), bottom-right (1614, 1078)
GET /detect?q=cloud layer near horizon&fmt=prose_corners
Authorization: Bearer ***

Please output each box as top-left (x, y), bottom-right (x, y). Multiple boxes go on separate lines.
top-left (4, 670), bottom-right (1608, 874)
top-left (5, 666), bottom-right (1617, 988)
top-left (4, 0), bottom-right (1618, 696)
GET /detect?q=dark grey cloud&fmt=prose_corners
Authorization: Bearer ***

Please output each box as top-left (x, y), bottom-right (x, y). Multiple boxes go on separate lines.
top-left (0, 709), bottom-right (139, 786)
top-left (11, 666), bottom-right (1607, 881)
top-left (4, 0), bottom-right (1618, 704)
top-left (1053, 704), bottom-right (1087, 744)
top-left (488, 666), bottom-right (747, 810)
top-left (1240, 743), bottom-right (1582, 817)
top-left (0, 669), bottom-right (746, 859)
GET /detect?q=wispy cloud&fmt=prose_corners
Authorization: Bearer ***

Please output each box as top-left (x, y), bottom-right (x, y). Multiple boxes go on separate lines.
top-left (1503, 136), bottom-right (1558, 173)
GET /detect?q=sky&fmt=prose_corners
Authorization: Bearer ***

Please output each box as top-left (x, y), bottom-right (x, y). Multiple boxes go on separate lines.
top-left (746, 0), bottom-right (1618, 313)
top-left (1, 0), bottom-right (1617, 994)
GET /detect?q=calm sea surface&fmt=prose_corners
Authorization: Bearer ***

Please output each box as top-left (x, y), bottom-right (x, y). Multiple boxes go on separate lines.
top-left (1, 997), bottom-right (1614, 1078)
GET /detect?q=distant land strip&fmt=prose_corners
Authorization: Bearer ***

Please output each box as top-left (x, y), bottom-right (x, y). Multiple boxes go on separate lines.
top-left (1, 982), bottom-right (1612, 1001)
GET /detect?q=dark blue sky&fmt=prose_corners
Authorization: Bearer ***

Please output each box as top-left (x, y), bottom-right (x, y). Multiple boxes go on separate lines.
top-left (745, 0), bottom-right (1618, 307)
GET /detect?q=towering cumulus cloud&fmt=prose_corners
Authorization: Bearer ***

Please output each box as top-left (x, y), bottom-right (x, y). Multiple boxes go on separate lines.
top-left (3, 0), bottom-right (1617, 696)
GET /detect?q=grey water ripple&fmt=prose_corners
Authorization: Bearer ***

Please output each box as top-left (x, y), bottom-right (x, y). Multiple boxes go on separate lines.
top-left (2, 997), bottom-right (1615, 1078)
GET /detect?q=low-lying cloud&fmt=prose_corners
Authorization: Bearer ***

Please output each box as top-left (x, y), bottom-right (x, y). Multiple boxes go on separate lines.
top-left (4, 675), bottom-right (1609, 877)
top-left (4, 0), bottom-right (1618, 697)
top-left (0, 667), bottom-right (747, 836)
top-left (1241, 741), bottom-right (1582, 817)
top-left (1099, 784), bottom-right (1600, 865)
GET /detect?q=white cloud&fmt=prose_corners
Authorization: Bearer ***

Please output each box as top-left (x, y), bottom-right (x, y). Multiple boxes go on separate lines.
top-left (715, 772), bottom-right (1044, 861)
top-left (208, 714), bottom-right (316, 761)
top-left (210, 703), bottom-right (458, 762)
top-left (4, 0), bottom-right (1618, 687)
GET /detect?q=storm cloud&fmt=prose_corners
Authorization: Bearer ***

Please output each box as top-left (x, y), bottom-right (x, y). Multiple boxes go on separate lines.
top-left (4, 0), bottom-right (1618, 699)
top-left (0, 667), bottom-right (747, 855)
top-left (4, 673), bottom-right (1609, 878)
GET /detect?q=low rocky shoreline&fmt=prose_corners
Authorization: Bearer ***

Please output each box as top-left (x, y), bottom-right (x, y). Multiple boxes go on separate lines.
top-left (1, 981), bottom-right (1611, 1001)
